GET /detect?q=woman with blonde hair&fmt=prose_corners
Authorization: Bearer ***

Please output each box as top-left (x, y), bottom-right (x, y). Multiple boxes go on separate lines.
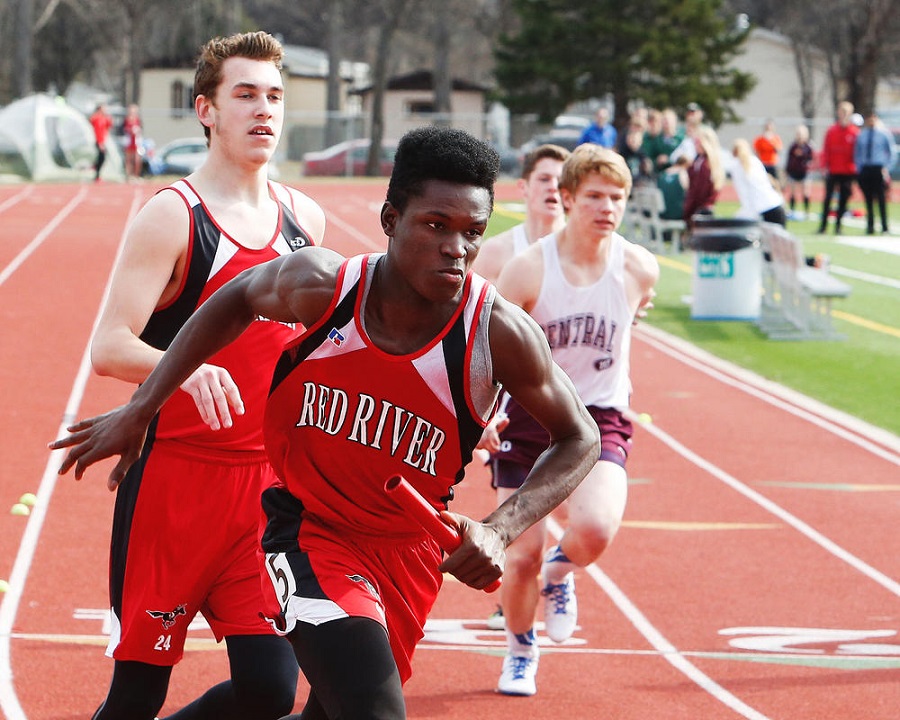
top-left (728, 138), bottom-right (787, 225)
top-left (683, 124), bottom-right (725, 224)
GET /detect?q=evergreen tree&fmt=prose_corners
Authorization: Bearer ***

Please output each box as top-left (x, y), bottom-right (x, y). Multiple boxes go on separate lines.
top-left (494, 0), bottom-right (756, 127)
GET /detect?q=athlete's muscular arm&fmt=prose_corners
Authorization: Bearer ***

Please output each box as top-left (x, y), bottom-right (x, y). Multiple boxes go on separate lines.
top-left (90, 190), bottom-right (189, 384)
top-left (89, 190), bottom-right (249, 427)
top-left (438, 294), bottom-right (598, 590)
top-left (50, 247), bottom-right (345, 490)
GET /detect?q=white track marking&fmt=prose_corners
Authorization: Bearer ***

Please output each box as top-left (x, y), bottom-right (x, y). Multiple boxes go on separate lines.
top-left (0, 185), bottom-right (35, 215)
top-left (529, 326), bottom-right (900, 718)
top-left (0, 185), bottom-right (88, 287)
top-left (0, 187), bottom-right (143, 720)
top-left (546, 518), bottom-right (773, 720)
top-left (323, 210), bottom-right (384, 251)
top-left (626, 415), bottom-right (900, 597)
top-left (636, 325), bottom-right (900, 460)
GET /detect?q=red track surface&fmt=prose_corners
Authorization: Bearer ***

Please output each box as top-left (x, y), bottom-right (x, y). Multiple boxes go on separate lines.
top-left (1, 180), bottom-right (898, 720)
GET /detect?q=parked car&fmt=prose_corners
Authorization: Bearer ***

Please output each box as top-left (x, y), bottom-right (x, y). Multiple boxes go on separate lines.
top-left (552, 114), bottom-right (591, 133)
top-left (144, 137), bottom-right (209, 176)
top-left (302, 138), bottom-right (396, 177)
top-left (516, 129), bottom-right (584, 159)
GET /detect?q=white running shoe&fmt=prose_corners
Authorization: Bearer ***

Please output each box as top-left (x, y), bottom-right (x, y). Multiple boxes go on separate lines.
top-left (487, 605), bottom-right (506, 631)
top-left (497, 651), bottom-right (539, 696)
top-left (541, 562), bottom-right (577, 643)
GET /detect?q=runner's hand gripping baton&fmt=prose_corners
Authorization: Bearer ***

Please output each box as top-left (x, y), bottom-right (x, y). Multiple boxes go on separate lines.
top-left (385, 474), bottom-right (501, 593)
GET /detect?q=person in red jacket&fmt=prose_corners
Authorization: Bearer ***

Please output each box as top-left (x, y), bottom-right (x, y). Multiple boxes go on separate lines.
top-left (89, 103), bottom-right (113, 182)
top-left (817, 101), bottom-right (859, 235)
top-left (753, 119), bottom-right (783, 179)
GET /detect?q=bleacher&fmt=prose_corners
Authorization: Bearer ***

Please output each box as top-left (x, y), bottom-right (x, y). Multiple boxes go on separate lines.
top-left (757, 223), bottom-right (852, 340)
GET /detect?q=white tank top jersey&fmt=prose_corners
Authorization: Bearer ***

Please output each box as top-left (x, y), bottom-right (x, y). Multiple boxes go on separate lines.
top-left (511, 224), bottom-right (530, 256)
top-left (531, 232), bottom-right (633, 410)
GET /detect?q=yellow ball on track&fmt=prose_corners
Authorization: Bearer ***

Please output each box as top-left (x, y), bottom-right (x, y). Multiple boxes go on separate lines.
top-left (19, 493), bottom-right (37, 507)
top-left (0, 579), bottom-right (9, 593)
top-left (637, 412), bottom-right (653, 424)
top-left (10, 503), bottom-right (30, 516)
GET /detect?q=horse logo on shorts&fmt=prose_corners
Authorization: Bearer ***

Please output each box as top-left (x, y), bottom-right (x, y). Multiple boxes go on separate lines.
top-left (146, 603), bottom-right (187, 629)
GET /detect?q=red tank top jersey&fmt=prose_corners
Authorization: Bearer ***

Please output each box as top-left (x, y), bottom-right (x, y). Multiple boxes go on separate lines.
top-left (142, 179), bottom-right (314, 455)
top-left (263, 254), bottom-right (500, 535)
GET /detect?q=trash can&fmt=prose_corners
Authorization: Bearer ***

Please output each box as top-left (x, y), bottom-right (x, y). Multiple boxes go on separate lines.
top-left (685, 217), bottom-right (763, 320)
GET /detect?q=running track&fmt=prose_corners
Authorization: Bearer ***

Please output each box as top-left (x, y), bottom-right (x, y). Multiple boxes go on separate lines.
top-left (0, 180), bottom-right (898, 719)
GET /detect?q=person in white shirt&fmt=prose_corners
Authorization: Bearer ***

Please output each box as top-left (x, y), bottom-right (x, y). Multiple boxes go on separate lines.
top-left (727, 138), bottom-right (786, 226)
top-left (485, 145), bottom-right (658, 697)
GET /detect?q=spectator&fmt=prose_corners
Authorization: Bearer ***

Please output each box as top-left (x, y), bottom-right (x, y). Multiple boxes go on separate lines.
top-left (854, 111), bottom-right (896, 235)
top-left (728, 138), bottom-right (786, 225)
top-left (753, 119), bottom-right (783, 179)
top-left (123, 103), bottom-right (143, 181)
top-left (817, 101), bottom-right (860, 235)
top-left (669, 102), bottom-right (704, 165)
top-left (89, 103), bottom-right (113, 182)
top-left (682, 125), bottom-right (725, 226)
top-left (578, 106), bottom-right (617, 149)
top-left (657, 156), bottom-right (689, 222)
top-left (617, 117), bottom-right (652, 186)
top-left (784, 124), bottom-right (815, 220)
top-left (643, 107), bottom-right (683, 174)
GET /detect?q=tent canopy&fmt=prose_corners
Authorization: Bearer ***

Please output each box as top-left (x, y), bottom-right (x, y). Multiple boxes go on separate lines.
top-left (0, 94), bottom-right (122, 181)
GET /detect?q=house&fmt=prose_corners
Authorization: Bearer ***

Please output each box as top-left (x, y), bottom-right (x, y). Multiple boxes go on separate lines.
top-left (719, 27), bottom-right (900, 150)
top-left (138, 44), bottom-right (368, 160)
top-left (351, 70), bottom-right (491, 143)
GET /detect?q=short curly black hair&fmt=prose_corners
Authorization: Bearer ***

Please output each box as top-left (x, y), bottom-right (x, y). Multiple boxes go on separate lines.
top-left (386, 126), bottom-right (500, 213)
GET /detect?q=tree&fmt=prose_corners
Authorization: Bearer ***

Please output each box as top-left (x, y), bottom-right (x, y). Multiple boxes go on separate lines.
top-left (13, 0), bottom-right (34, 98)
top-left (365, 0), bottom-right (415, 176)
top-left (324, 0), bottom-right (345, 147)
top-left (432, 0), bottom-right (451, 125)
top-left (32, 0), bottom-right (106, 96)
top-left (494, 0), bottom-right (756, 128)
top-left (727, 0), bottom-right (900, 116)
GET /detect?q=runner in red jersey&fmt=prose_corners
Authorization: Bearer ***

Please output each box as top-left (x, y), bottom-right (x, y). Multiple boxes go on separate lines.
top-left (52, 125), bottom-right (599, 720)
top-left (62, 32), bottom-right (325, 720)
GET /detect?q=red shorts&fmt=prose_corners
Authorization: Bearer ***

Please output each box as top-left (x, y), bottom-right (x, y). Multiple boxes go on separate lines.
top-left (260, 487), bottom-right (443, 684)
top-left (109, 441), bottom-right (278, 665)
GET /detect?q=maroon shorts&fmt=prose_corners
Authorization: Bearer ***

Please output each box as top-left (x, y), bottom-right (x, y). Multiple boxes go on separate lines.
top-left (491, 400), bottom-right (633, 489)
top-left (109, 441), bottom-right (278, 666)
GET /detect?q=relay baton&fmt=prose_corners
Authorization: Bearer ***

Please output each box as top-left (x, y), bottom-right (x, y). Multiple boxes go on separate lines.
top-left (384, 474), bottom-right (501, 593)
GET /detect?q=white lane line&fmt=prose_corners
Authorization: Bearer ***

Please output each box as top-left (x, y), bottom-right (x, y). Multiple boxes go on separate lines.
top-left (537, 325), bottom-right (899, 718)
top-left (628, 416), bottom-right (900, 597)
top-left (323, 209), bottom-right (384, 251)
top-left (0, 185), bottom-right (88, 287)
top-left (546, 518), bottom-right (772, 720)
top-left (831, 266), bottom-right (900, 290)
top-left (0, 185), bottom-right (35, 216)
top-left (634, 325), bottom-right (899, 594)
top-left (635, 324), bottom-right (900, 461)
top-left (0, 186), bottom-right (143, 720)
